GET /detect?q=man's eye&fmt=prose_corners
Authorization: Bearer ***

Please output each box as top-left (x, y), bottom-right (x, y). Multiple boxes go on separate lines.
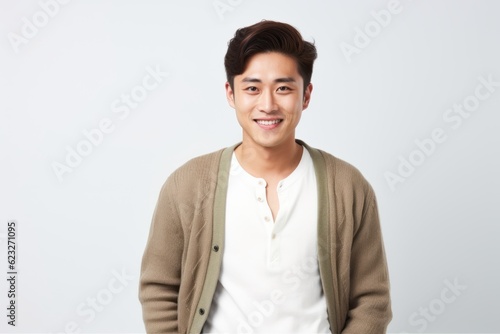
top-left (277, 86), bottom-right (291, 91)
top-left (245, 86), bottom-right (258, 92)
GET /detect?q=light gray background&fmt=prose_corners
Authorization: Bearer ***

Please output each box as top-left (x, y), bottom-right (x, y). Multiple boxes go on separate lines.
top-left (1, 0), bottom-right (499, 333)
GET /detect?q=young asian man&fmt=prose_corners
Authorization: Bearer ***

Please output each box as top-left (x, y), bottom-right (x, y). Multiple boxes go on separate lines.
top-left (139, 20), bottom-right (392, 334)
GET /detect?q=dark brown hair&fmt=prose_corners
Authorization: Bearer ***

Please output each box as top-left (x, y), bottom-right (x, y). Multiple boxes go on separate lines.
top-left (224, 20), bottom-right (317, 92)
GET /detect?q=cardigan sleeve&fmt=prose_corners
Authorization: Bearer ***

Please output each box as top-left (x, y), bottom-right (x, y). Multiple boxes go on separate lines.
top-left (139, 175), bottom-right (183, 333)
top-left (342, 188), bottom-right (392, 334)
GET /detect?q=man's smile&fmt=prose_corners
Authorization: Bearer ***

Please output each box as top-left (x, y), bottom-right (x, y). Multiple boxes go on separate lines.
top-left (254, 118), bottom-right (283, 129)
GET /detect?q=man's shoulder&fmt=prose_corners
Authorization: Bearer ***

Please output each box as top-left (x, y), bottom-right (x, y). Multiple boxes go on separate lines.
top-left (169, 147), bottom-right (227, 182)
top-left (318, 149), bottom-right (365, 180)
top-left (160, 143), bottom-right (237, 191)
top-left (180, 148), bottom-right (225, 171)
top-left (304, 143), bottom-right (373, 195)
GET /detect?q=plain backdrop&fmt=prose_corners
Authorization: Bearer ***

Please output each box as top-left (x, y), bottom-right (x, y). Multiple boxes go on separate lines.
top-left (1, 0), bottom-right (499, 333)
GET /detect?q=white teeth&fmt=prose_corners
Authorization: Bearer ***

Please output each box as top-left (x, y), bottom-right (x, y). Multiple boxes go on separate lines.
top-left (256, 119), bottom-right (281, 125)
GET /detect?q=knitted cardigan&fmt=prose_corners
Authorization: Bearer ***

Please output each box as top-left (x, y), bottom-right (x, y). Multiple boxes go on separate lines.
top-left (139, 140), bottom-right (392, 333)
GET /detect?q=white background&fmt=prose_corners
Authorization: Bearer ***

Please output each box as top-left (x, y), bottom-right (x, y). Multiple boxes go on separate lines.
top-left (1, 0), bottom-right (499, 333)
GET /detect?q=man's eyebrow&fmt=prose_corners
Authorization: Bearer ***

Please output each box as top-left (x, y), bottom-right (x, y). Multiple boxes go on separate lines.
top-left (240, 77), bottom-right (296, 83)
top-left (274, 77), bottom-right (296, 83)
top-left (241, 77), bottom-right (261, 83)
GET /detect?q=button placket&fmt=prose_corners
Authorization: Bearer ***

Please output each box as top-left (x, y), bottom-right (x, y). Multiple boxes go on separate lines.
top-left (273, 185), bottom-right (287, 234)
top-left (255, 178), bottom-right (274, 226)
top-left (268, 229), bottom-right (281, 268)
top-left (267, 179), bottom-right (289, 268)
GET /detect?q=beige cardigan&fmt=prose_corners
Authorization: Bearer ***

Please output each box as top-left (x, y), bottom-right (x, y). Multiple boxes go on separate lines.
top-left (139, 140), bottom-right (392, 333)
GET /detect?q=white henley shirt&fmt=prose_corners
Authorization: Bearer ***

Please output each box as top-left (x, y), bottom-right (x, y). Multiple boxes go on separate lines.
top-left (203, 147), bottom-right (330, 334)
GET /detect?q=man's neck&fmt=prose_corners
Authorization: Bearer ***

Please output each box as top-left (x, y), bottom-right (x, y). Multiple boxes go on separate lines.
top-left (235, 139), bottom-right (303, 179)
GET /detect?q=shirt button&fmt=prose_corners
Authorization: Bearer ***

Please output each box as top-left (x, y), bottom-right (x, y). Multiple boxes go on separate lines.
top-left (272, 234), bottom-right (276, 239)
top-left (257, 197), bottom-right (263, 202)
top-left (264, 216), bottom-right (270, 222)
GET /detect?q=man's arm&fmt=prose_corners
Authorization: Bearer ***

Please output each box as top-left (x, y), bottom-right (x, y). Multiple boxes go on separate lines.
top-left (139, 175), bottom-right (183, 333)
top-left (342, 189), bottom-right (392, 333)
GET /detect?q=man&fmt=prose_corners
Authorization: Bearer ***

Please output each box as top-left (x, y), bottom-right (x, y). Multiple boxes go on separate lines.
top-left (139, 20), bottom-right (392, 333)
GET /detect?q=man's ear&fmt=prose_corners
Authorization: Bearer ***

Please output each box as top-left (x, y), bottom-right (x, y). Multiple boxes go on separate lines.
top-left (302, 83), bottom-right (313, 110)
top-left (225, 81), bottom-right (235, 108)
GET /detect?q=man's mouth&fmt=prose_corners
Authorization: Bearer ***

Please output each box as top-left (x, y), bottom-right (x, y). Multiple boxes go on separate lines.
top-left (255, 119), bottom-right (283, 125)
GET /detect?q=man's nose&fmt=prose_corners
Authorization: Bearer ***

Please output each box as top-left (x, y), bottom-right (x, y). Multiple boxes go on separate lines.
top-left (258, 89), bottom-right (277, 113)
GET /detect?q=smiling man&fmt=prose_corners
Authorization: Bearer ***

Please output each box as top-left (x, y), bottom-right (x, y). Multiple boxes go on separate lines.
top-left (139, 20), bottom-right (392, 334)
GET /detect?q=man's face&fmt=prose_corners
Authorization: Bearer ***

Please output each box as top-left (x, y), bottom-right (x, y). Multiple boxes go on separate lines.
top-left (226, 52), bottom-right (312, 150)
